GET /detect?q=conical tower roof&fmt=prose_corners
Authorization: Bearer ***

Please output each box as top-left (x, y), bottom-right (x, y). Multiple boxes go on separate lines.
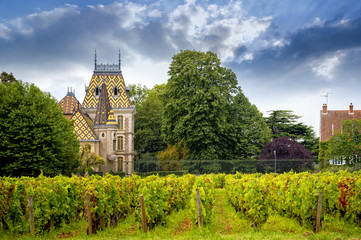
top-left (93, 81), bottom-right (111, 126)
top-left (58, 88), bottom-right (79, 116)
top-left (106, 109), bottom-right (117, 127)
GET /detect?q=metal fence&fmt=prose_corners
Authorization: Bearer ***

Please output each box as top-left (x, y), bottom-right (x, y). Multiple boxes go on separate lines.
top-left (134, 159), bottom-right (316, 174)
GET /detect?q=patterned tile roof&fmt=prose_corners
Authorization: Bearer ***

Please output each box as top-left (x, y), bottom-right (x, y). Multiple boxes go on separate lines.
top-left (59, 93), bottom-right (79, 114)
top-left (82, 74), bottom-right (131, 109)
top-left (94, 82), bottom-right (111, 126)
top-left (71, 107), bottom-right (98, 141)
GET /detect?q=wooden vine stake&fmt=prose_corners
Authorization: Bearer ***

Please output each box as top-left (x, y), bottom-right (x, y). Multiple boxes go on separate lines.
top-left (28, 195), bottom-right (35, 235)
top-left (86, 192), bottom-right (92, 235)
top-left (139, 194), bottom-right (148, 233)
top-left (196, 189), bottom-right (203, 228)
top-left (315, 190), bottom-right (323, 234)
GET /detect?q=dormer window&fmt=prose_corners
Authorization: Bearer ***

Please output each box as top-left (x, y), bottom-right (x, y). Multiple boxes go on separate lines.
top-left (114, 87), bottom-right (118, 98)
top-left (95, 86), bottom-right (100, 97)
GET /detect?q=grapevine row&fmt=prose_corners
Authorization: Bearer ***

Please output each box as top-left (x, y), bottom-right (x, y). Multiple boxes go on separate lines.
top-left (225, 171), bottom-right (361, 228)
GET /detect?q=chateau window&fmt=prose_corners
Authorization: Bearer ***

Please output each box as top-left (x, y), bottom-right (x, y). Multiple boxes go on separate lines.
top-left (101, 132), bottom-right (106, 138)
top-left (117, 115), bottom-right (124, 130)
top-left (117, 136), bottom-right (124, 152)
top-left (95, 86), bottom-right (100, 97)
top-left (114, 87), bottom-right (118, 97)
top-left (117, 157), bottom-right (123, 171)
top-left (113, 139), bottom-right (116, 152)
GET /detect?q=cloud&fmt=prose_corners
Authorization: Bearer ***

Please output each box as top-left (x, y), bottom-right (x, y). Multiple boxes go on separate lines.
top-left (0, 23), bottom-right (10, 39)
top-left (310, 52), bottom-right (345, 80)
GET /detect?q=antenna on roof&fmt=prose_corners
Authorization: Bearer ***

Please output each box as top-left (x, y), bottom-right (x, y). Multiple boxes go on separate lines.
top-left (320, 92), bottom-right (333, 105)
top-left (94, 49), bottom-right (97, 70)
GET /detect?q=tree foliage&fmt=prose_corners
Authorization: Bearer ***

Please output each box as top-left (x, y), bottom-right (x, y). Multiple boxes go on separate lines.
top-left (0, 71), bottom-right (17, 84)
top-left (128, 83), bottom-right (149, 107)
top-left (260, 136), bottom-right (314, 159)
top-left (325, 119), bottom-right (361, 166)
top-left (0, 80), bottom-right (80, 177)
top-left (78, 144), bottom-right (105, 176)
top-left (134, 84), bottom-right (167, 157)
top-left (162, 50), bottom-right (270, 170)
top-left (157, 142), bottom-right (188, 171)
top-left (265, 110), bottom-right (318, 156)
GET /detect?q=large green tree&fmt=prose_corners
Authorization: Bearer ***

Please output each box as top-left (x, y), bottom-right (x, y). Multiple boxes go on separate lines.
top-left (0, 80), bottom-right (80, 177)
top-left (325, 119), bottom-right (361, 166)
top-left (265, 110), bottom-right (318, 157)
top-left (132, 84), bottom-right (167, 172)
top-left (162, 50), bottom-right (270, 172)
top-left (135, 84), bottom-right (167, 155)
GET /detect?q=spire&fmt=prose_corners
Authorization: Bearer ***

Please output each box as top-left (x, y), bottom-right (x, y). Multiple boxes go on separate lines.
top-left (118, 49), bottom-right (121, 70)
top-left (94, 49), bottom-right (97, 70)
top-left (93, 81), bottom-right (111, 126)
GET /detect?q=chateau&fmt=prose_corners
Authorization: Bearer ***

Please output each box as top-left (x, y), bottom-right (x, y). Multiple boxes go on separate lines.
top-left (59, 52), bottom-right (135, 175)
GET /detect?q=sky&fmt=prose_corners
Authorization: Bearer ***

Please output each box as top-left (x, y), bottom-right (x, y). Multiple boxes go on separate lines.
top-left (1, 0), bottom-right (361, 136)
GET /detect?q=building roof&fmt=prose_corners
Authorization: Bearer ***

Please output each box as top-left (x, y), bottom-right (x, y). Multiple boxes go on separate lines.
top-left (71, 106), bottom-right (98, 141)
top-left (93, 81), bottom-right (111, 126)
top-left (320, 103), bottom-right (361, 141)
top-left (58, 90), bottom-right (79, 115)
top-left (82, 73), bottom-right (132, 109)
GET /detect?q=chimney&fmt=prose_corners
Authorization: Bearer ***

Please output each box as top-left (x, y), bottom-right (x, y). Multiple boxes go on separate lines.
top-left (322, 104), bottom-right (327, 114)
top-left (349, 103), bottom-right (354, 114)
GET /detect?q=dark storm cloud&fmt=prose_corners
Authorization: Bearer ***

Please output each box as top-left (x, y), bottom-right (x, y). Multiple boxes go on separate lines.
top-left (232, 16), bottom-right (361, 83)
top-left (0, 3), bottom-right (177, 70)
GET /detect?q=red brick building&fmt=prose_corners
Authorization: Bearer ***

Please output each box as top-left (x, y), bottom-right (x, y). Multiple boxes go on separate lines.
top-left (320, 103), bottom-right (361, 142)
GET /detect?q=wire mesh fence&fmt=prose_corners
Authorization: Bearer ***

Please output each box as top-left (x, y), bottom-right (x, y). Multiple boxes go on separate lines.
top-left (134, 159), bottom-right (316, 174)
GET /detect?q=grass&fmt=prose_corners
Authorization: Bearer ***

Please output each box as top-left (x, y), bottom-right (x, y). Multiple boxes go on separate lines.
top-left (1, 189), bottom-right (361, 240)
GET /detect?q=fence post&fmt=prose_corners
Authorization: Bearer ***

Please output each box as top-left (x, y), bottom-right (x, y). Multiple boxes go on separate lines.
top-left (139, 194), bottom-right (148, 233)
top-left (28, 195), bottom-right (35, 235)
top-left (316, 191), bottom-right (323, 233)
top-left (196, 189), bottom-right (203, 228)
top-left (86, 192), bottom-right (92, 235)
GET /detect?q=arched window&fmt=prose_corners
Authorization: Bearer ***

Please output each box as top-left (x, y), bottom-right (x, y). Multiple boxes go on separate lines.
top-left (114, 87), bottom-right (118, 97)
top-left (95, 86), bottom-right (100, 97)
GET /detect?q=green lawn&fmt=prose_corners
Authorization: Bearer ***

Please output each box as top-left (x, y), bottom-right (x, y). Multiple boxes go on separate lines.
top-left (1, 189), bottom-right (360, 240)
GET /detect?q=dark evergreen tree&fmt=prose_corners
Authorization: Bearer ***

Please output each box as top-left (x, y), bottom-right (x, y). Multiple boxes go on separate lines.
top-left (0, 80), bottom-right (80, 177)
top-left (266, 110), bottom-right (319, 157)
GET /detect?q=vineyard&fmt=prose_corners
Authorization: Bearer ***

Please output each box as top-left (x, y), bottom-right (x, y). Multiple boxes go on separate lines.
top-left (0, 171), bottom-right (361, 239)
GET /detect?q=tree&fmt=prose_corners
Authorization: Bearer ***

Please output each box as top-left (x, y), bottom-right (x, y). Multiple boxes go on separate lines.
top-left (134, 84), bottom-right (167, 156)
top-left (265, 110), bottom-right (318, 157)
top-left (260, 136), bottom-right (314, 159)
top-left (128, 84), bottom-right (149, 107)
top-left (78, 144), bottom-right (105, 176)
top-left (0, 71), bottom-right (17, 84)
top-left (162, 50), bottom-right (239, 161)
top-left (0, 80), bottom-right (80, 177)
top-left (157, 142), bottom-right (187, 171)
top-left (162, 50), bottom-right (270, 173)
top-left (325, 119), bottom-right (361, 166)
top-left (224, 91), bottom-right (271, 160)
